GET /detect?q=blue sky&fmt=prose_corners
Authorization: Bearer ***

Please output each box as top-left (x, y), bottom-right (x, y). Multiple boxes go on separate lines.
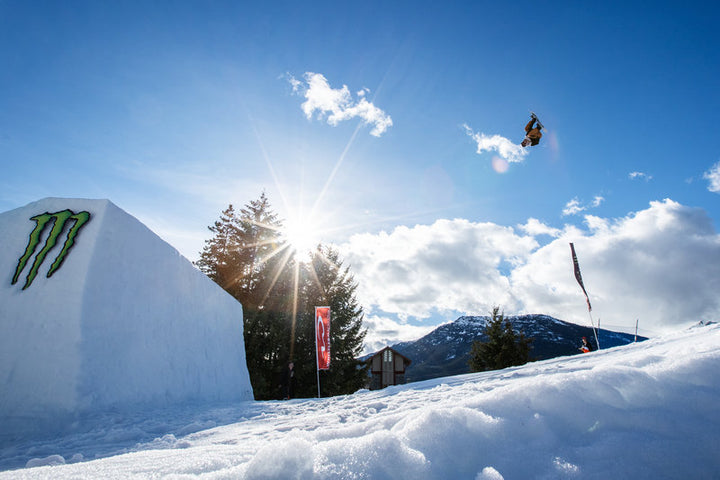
top-left (2, 1), bottom-right (719, 351)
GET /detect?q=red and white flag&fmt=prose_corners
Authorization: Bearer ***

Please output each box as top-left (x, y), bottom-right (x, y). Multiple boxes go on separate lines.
top-left (315, 306), bottom-right (331, 370)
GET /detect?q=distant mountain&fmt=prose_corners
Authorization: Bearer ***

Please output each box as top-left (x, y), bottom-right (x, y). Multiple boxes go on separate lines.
top-left (390, 314), bottom-right (646, 383)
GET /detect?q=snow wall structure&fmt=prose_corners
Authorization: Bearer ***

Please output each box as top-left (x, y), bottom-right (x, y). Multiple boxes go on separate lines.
top-left (0, 198), bottom-right (253, 438)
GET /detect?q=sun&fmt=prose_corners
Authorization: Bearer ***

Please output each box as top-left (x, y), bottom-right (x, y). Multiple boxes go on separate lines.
top-left (282, 216), bottom-right (321, 260)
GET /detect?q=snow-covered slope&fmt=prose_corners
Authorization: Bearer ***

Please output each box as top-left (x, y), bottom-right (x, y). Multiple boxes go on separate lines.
top-left (2, 324), bottom-right (719, 479)
top-left (0, 198), bottom-right (252, 440)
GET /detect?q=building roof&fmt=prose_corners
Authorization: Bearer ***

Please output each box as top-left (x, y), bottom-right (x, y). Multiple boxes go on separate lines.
top-left (367, 346), bottom-right (412, 365)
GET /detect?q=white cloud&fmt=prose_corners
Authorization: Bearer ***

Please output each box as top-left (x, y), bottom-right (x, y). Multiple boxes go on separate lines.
top-left (288, 72), bottom-right (392, 137)
top-left (512, 199), bottom-right (720, 332)
top-left (463, 124), bottom-right (528, 165)
top-left (703, 161), bottom-right (720, 193)
top-left (518, 218), bottom-right (561, 237)
top-left (338, 199), bottom-right (720, 346)
top-left (339, 218), bottom-right (538, 320)
top-left (362, 315), bottom-right (436, 354)
top-left (562, 196), bottom-right (603, 216)
top-left (286, 73), bottom-right (302, 93)
top-left (629, 171), bottom-right (653, 181)
top-left (562, 198), bottom-right (584, 216)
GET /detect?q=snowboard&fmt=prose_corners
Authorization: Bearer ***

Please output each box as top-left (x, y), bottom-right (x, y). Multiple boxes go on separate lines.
top-left (530, 111), bottom-right (545, 130)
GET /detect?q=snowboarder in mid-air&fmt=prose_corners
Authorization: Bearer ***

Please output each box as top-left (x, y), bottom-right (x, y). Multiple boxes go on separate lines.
top-left (521, 112), bottom-right (544, 147)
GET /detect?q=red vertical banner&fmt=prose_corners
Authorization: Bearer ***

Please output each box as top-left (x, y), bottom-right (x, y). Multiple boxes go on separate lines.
top-left (315, 306), bottom-right (331, 371)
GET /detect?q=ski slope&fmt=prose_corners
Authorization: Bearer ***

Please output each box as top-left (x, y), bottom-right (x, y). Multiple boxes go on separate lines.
top-left (2, 324), bottom-right (719, 479)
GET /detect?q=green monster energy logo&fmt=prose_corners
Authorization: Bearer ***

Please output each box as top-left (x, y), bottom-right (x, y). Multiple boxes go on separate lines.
top-left (12, 210), bottom-right (91, 290)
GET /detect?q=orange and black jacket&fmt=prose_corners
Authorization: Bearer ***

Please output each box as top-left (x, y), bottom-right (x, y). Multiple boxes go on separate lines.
top-left (524, 119), bottom-right (542, 146)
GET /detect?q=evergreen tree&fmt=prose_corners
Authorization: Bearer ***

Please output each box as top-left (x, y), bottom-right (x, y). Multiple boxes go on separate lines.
top-left (242, 308), bottom-right (293, 399)
top-left (235, 192), bottom-right (286, 310)
top-left (291, 246), bottom-right (368, 398)
top-left (195, 194), bottom-right (287, 308)
top-left (195, 204), bottom-right (242, 293)
top-left (197, 194), bottom-right (368, 400)
top-left (197, 194), bottom-right (291, 399)
top-left (468, 307), bottom-right (532, 372)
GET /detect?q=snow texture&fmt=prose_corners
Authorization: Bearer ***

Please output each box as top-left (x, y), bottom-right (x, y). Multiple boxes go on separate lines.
top-left (0, 198), bottom-right (253, 441)
top-left (1, 324), bottom-right (719, 479)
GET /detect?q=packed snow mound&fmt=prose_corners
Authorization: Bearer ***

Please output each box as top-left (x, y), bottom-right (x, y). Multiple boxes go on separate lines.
top-left (0, 198), bottom-right (252, 439)
top-left (2, 324), bottom-right (719, 478)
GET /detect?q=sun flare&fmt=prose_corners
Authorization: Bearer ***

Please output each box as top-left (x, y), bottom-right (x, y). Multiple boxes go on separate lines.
top-left (283, 217), bottom-right (321, 259)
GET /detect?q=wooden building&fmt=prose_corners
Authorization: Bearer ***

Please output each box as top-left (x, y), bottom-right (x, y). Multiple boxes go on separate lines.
top-left (367, 347), bottom-right (411, 390)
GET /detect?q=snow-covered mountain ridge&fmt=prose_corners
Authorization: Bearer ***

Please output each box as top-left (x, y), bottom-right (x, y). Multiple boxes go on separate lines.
top-left (392, 314), bottom-right (643, 382)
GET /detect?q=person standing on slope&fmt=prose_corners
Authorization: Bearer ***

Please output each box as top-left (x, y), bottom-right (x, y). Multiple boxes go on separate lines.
top-left (579, 336), bottom-right (595, 353)
top-left (279, 361), bottom-right (296, 400)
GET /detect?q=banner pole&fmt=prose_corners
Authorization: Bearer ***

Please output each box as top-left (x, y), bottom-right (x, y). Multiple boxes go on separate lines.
top-left (635, 319), bottom-right (639, 342)
top-left (588, 309), bottom-right (600, 350)
top-left (315, 307), bottom-right (320, 398)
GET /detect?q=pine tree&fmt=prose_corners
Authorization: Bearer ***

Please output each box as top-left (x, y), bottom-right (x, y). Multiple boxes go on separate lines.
top-left (197, 195), bottom-right (290, 399)
top-left (468, 307), bottom-right (532, 372)
top-left (195, 204), bottom-right (242, 293)
top-left (235, 192), bottom-right (286, 310)
top-left (242, 308), bottom-right (293, 399)
top-left (195, 194), bottom-right (287, 308)
top-left (291, 246), bottom-right (368, 398)
top-left (197, 194), bottom-right (368, 400)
